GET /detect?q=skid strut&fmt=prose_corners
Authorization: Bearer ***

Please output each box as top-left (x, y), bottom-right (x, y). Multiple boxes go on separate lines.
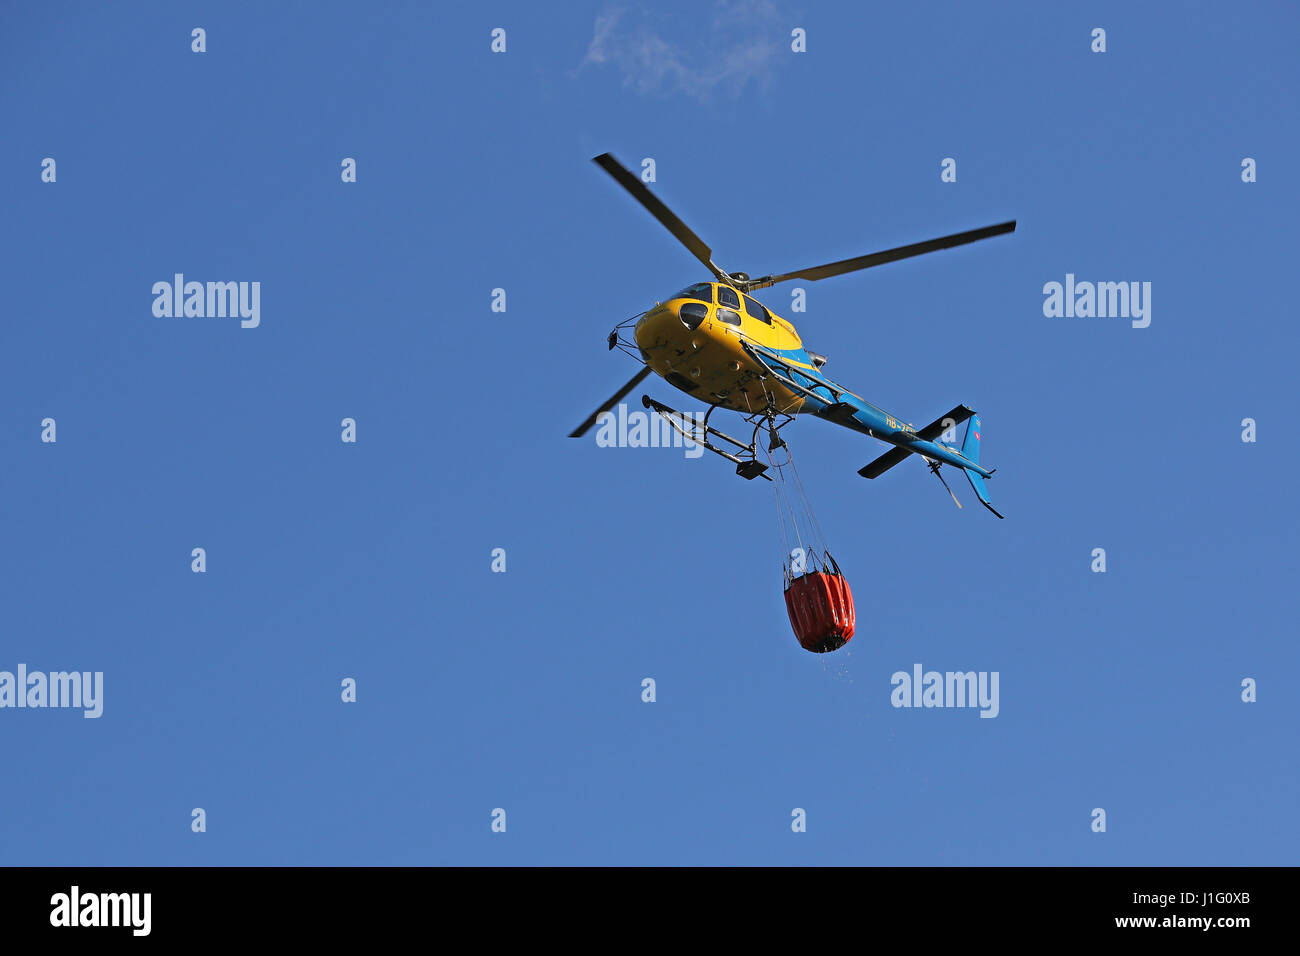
top-left (642, 395), bottom-right (786, 480)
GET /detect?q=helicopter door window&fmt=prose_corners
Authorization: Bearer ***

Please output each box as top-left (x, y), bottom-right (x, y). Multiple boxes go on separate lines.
top-left (743, 294), bottom-right (772, 324)
top-left (718, 285), bottom-right (741, 310)
top-left (716, 307), bottom-right (741, 326)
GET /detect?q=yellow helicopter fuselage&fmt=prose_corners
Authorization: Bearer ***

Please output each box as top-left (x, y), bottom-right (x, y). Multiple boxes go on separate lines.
top-left (634, 282), bottom-right (826, 415)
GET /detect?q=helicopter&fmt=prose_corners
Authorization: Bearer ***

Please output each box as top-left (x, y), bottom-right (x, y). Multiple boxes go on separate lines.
top-left (569, 153), bottom-right (1015, 518)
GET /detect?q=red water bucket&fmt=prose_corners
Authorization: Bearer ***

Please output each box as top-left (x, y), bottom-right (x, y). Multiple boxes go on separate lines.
top-left (784, 570), bottom-right (856, 653)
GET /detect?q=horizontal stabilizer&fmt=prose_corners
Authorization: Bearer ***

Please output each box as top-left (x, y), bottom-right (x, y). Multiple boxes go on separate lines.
top-left (917, 404), bottom-right (974, 442)
top-left (858, 445), bottom-right (912, 479)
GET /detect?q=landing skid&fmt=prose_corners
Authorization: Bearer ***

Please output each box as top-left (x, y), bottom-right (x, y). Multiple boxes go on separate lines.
top-left (642, 396), bottom-right (793, 481)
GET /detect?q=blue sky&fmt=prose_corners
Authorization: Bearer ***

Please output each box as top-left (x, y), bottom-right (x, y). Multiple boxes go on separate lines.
top-left (1, 0), bottom-right (1296, 865)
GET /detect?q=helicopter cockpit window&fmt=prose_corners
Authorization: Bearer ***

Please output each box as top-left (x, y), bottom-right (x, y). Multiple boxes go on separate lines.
top-left (716, 307), bottom-right (741, 326)
top-left (718, 285), bottom-right (741, 309)
top-left (673, 283), bottom-right (714, 304)
top-left (743, 294), bottom-right (772, 324)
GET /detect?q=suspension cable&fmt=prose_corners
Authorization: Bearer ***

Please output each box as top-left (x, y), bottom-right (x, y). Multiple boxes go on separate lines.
top-left (766, 435), bottom-right (829, 582)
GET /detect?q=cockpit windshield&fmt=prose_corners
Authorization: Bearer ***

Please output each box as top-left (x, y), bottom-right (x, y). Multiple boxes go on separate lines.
top-left (672, 283), bottom-right (714, 304)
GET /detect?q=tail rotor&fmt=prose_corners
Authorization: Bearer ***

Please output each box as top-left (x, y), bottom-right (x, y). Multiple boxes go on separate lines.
top-left (925, 457), bottom-right (963, 510)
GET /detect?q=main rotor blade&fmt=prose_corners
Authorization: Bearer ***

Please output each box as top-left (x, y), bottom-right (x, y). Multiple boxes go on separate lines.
top-left (568, 366), bottom-right (653, 438)
top-left (592, 153), bottom-right (732, 284)
top-left (747, 221), bottom-right (1017, 290)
